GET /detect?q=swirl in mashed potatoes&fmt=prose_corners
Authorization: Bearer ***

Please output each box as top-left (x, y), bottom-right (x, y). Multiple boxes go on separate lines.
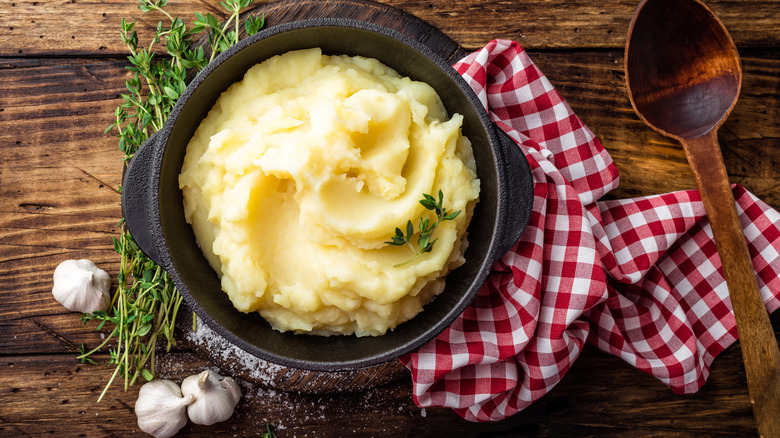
top-left (178, 48), bottom-right (479, 336)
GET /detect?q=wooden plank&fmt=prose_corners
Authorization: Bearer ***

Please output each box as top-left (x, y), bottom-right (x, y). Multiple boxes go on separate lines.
top-left (532, 49), bottom-right (780, 205)
top-left (1, 0), bottom-right (779, 57)
top-left (0, 344), bottom-right (760, 437)
top-left (1, 48), bottom-right (778, 354)
top-left (0, 57), bottom-right (124, 354)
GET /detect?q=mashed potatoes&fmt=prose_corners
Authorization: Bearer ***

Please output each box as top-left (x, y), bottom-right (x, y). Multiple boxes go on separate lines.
top-left (179, 48), bottom-right (479, 336)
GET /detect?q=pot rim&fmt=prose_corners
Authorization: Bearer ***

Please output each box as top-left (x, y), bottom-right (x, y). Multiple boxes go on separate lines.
top-left (135, 18), bottom-right (525, 371)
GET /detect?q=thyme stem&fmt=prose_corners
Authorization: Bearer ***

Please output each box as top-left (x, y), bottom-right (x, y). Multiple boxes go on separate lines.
top-left (80, 0), bottom-right (264, 401)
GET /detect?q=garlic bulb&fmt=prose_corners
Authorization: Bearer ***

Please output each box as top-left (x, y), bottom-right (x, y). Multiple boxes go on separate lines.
top-left (52, 259), bottom-right (111, 313)
top-left (135, 379), bottom-right (195, 438)
top-left (181, 370), bottom-right (241, 426)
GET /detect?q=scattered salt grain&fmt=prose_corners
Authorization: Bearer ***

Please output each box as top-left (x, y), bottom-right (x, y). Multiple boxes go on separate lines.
top-left (183, 314), bottom-right (287, 386)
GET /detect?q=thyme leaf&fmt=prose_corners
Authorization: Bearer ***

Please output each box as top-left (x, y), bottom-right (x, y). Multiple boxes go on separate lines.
top-left (80, 0), bottom-right (264, 402)
top-left (386, 190), bottom-right (462, 267)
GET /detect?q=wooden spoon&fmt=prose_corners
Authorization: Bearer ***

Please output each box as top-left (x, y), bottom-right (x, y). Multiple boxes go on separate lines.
top-left (625, 0), bottom-right (780, 435)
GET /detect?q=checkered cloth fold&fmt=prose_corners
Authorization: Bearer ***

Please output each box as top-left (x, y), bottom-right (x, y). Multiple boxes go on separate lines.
top-left (400, 40), bottom-right (780, 422)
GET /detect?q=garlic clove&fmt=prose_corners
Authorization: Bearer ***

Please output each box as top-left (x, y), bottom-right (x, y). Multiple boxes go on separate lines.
top-left (135, 379), bottom-right (195, 438)
top-left (181, 370), bottom-right (242, 426)
top-left (52, 259), bottom-right (111, 313)
top-left (220, 376), bottom-right (242, 406)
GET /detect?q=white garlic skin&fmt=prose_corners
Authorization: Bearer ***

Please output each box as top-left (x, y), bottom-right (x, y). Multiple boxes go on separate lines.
top-left (135, 379), bottom-right (195, 438)
top-left (181, 370), bottom-right (242, 426)
top-left (52, 259), bottom-right (111, 313)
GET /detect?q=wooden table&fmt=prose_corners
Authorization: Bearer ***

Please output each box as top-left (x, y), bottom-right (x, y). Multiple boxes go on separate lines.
top-left (1, 0), bottom-right (779, 436)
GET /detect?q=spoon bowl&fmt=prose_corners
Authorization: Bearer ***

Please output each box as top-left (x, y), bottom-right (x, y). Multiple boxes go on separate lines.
top-left (625, 0), bottom-right (780, 435)
top-left (626, 0), bottom-right (741, 139)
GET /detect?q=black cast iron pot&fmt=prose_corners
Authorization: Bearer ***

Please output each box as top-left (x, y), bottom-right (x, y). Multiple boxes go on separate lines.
top-left (122, 18), bottom-right (534, 371)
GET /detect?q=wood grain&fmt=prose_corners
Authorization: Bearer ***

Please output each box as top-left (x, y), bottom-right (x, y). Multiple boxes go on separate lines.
top-left (1, 0), bottom-right (779, 57)
top-left (0, 57), bottom-right (124, 355)
top-left (0, 341), bottom-right (768, 437)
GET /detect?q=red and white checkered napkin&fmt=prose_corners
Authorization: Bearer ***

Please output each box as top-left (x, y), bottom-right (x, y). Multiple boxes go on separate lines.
top-left (400, 39), bottom-right (780, 422)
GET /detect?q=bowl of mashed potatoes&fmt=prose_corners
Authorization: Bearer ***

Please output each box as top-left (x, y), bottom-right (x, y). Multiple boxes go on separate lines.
top-left (122, 18), bottom-right (533, 370)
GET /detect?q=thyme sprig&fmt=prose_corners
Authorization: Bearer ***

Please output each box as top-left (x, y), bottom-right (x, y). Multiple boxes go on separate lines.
top-left (79, 235), bottom-right (182, 402)
top-left (80, 0), bottom-right (264, 402)
top-left (386, 190), bottom-right (461, 267)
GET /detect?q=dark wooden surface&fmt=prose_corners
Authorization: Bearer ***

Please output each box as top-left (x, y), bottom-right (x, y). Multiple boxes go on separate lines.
top-left (1, 0), bottom-right (779, 436)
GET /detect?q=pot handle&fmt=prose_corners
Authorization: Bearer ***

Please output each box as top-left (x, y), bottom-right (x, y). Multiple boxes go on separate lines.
top-left (493, 125), bottom-right (534, 257)
top-left (121, 133), bottom-right (163, 266)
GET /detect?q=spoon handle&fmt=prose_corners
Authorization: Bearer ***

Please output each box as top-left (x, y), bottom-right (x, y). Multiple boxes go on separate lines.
top-left (682, 131), bottom-right (780, 438)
